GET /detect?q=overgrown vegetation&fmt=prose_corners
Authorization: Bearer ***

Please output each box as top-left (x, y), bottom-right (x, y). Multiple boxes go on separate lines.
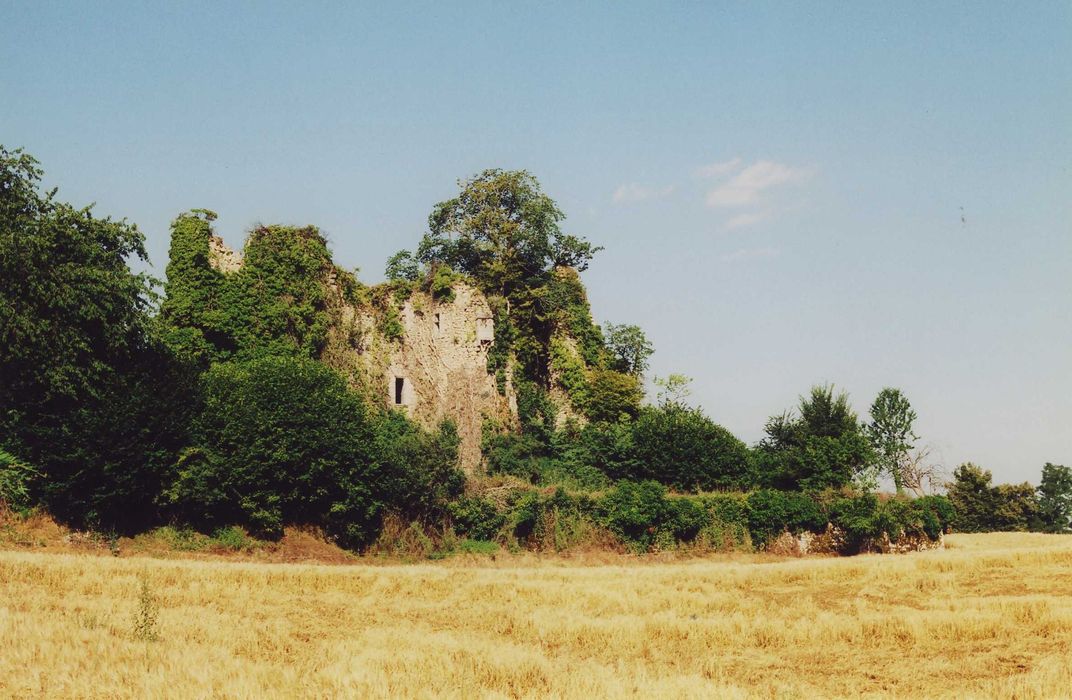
top-left (3, 148), bottom-right (1059, 559)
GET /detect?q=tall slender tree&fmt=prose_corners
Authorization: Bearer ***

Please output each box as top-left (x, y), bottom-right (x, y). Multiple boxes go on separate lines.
top-left (866, 388), bottom-right (918, 493)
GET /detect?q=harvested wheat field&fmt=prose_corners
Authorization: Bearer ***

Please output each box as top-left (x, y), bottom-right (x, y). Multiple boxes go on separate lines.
top-left (1, 533), bottom-right (1071, 699)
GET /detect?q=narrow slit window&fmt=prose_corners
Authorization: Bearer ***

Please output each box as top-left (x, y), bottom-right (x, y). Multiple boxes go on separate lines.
top-left (394, 377), bottom-right (404, 405)
top-left (434, 313), bottom-right (441, 332)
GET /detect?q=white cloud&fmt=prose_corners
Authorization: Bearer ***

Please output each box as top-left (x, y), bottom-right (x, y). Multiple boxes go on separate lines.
top-left (612, 183), bottom-right (674, 204)
top-left (695, 157), bottom-right (742, 178)
top-left (723, 211), bottom-right (770, 230)
top-left (705, 160), bottom-right (811, 208)
top-left (718, 246), bottom-right (780, 262)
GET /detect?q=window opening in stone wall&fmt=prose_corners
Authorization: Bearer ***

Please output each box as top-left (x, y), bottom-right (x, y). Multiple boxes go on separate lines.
top-left (394, 377), bottom-right (404, 405)
top-left (477, 316), bottom-right (494, 345)
top-left (434, 313), bottom-right (441, 332)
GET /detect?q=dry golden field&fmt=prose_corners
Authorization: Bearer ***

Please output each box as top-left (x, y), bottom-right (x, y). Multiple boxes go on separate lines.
top-left (1, 533), bottom-right (1071, 699)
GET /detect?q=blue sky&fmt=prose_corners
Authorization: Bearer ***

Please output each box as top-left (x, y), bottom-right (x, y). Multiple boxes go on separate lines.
top-left (2, 2), bottom-right (1069, 483)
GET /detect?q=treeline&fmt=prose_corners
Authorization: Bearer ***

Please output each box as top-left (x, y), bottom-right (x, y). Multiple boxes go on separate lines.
top-left (1, 148), bottom-right (1067, 554)
top-left (947, 463), bottom-right (1072, 534)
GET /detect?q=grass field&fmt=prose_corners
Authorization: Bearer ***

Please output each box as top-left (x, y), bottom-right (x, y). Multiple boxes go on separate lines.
top-left (1, 533), bottom-right (1070, 699)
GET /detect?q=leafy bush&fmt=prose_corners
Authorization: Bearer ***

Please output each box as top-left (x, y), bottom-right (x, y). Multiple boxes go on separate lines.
top-left (211, 526), bottom-right (260, 552)
top-left (585, 369), bottom-right (642, 423)
top-left (746, 489), bottom-right (825, 547)
top-left (428, 264), bottom-right (458, 302)
top-left (828, 494), bottom-right (956, 547)
top-left (482, 422), bottom-right (548, 483)
top-left (754, 386), bottom-right (875, 491)
top-left (828, 494), bottom-right (882, 544)
top-left (599, 480), bottom-right (674, 550)
top-left (0, 449), bottom-right (37, 512)
top-left (628, 405), bottom-right (752, 491)
top-left (166, 355), bottom-right (380, 546)
top-left (455, 539), bottom-right (499, 555)
top-left (695, 492), bottom-right (752, 548)
top-left (375, 416), bottom-right (464, 520)
top-left (448, 496), bottom-right (505, 541)
top-left (914, 495), bottom-right (956, 539)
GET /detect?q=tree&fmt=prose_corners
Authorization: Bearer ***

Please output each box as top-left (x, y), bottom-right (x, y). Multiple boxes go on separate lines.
top-left (1037, 463), bottom-right (1072, 533)
top-left (753, 385), bottom-right (874, 491)
top-left (603, 323), bottom-right (654, 378)
top-left (0, 146), bottom-right (192, 529)
top-left (410, 169), bottom-right (606, 386)
top-left (946, 463), bottom-right (997, 532)
top-left (585, 368), bottom-right (642, 423)
top-left (946, 462), bottom-right (1046, 533)
top-left (1, 146), bottom-right (153, 415)
top-left (417, 169), bottom-right (601, 296)
top-left (628, 403), bottom-right (752, 492)
top-left (991, 482), bottom-right (1041, 532)
top-left (385, 250), bottom-right (421, 281)
top-left (898, 445), bottom-right (946, 497)
top-left (653, 374), bottom-right (693, 406)
top-left (167, 355), bottom-right (381, 545)
top-left (866, 388), bottom-right (918, 493)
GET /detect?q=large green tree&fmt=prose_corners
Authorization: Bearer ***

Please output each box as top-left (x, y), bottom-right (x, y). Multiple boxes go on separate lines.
top-left (415, 169), bottom-right (603, 383)
top-left (167, 355), bottom-right (380, 544)
top-left (945, 463), bottom-right (995, 532)
top-left (754, 385), bottom-right (875, 491)
top-left (1, 147), bottom-right (152, 414)
top-left (0, 146), bottom-right (192, 529)
top-left (417, 169), bottom-right (600, 296)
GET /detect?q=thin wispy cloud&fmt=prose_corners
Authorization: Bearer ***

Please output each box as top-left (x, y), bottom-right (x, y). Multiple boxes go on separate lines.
top-left (705, 160), bottom-right (811, 208)
top-left (695, 157), bottom-right (742, 178)
top-left (612, 183), bottom-right (674, 204)
top-left (723, 211), bottom-right (770, 230)
top-left (718, 246), bottom-right (780, 263)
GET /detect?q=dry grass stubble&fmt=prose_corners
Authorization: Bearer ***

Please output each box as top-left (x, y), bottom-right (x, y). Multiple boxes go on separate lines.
top-left (1, 532), bottom-right (1071, 698)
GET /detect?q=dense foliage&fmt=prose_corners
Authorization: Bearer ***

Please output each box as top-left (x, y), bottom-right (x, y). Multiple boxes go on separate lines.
top-left (3, 149), bottom-right (1059, 556)
top-left (944, 463), bottom-right (1065, 533)
top-left (753, 385), bottom-right (876, 491)
top-left (159, 213), bottom-right (339, 364)
top-left (444, 484), bottom-right (956, 554)
top-left (0, 147), bottom-right (194, 530)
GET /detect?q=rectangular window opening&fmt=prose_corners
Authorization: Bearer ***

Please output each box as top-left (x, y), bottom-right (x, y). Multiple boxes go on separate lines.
top-left (394, 377), bottom-right (404, 405)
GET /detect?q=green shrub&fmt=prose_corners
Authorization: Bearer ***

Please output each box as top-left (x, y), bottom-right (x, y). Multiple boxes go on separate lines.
top-left (599, 480), bottom-right (673, 550)
top-left (375, 416), bottom-right (464, 520)
top-left (151, 526), bottom-right (208, 551)
top-left (696, 493), bottom-right (752, 549)
top-left (585, 369), bottom-right (642, 423)
top-left (211, 526), bottom-right (259, 552)
top-left (915, 495), bottom-right (955, 538)
top-left (0, 449), bottom-right (37, 513)
top-left (667, 497), bottom-right (708, 541)
top-left (628, 405), bottom-right (752, 492)
top-left (167, 355), bottom-right (382, 547)
top-left (482, 422), bottom-right (548, 483)
top-left (428, 264), bottom-right (458, 302)
top-left (747, 489), bottom-right (825, 547)
top-left (455, 538), bottom-right (499, 555)
top-left (827, 493), bottom-right (881, 544)
top-left (448, 496), bottom-right (505, 541)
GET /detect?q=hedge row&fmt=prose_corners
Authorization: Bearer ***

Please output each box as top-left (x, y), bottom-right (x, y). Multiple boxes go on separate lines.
top-left (447, 482), bottom-right (955, 554)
